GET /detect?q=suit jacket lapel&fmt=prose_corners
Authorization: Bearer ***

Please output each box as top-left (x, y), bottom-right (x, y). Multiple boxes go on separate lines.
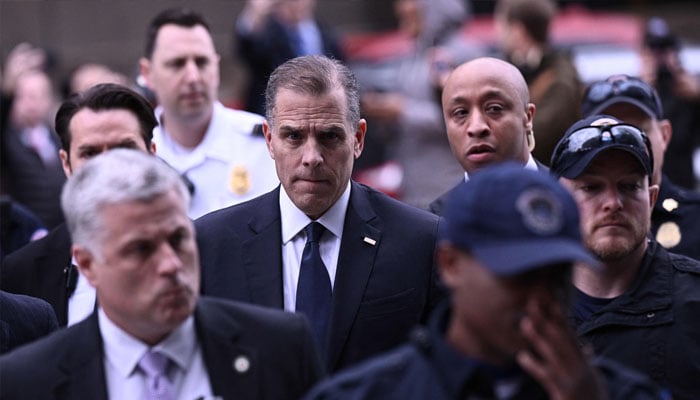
top-left (242, 188), bottom-right (284, 308)
top-left (55, 313), bottom-right (108, 399)
top-left (327, 182), bottom-right (381, 369)
top-left (196, 301), bottom-right (259, 400)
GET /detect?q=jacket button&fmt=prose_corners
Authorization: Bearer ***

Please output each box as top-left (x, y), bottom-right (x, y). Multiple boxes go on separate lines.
top-left (646, 312), bottom-right (655, 318)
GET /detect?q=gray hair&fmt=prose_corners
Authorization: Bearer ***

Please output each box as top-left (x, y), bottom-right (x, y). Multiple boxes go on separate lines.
top-left (265, 55), bottom-right (361, 129)
top-left (61, 149), bottom-right (190, 255)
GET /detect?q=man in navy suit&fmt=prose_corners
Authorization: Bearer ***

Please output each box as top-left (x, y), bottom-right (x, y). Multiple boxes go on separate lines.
top-left (196, 55), bottom-right (441, 373)
top-left (2, 83), bottom-right (157, 326)
top-left (0, 290), bottom-right (58, 354)
top-left (0, 149), bottom-right (321, 399)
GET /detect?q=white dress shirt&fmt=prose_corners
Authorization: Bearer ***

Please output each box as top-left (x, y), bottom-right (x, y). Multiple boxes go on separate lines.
top-left (463, 153), bottom-right (539, 182)
top-left (99, 310), bottom-right (212, 400)
top-left (280, 182), bottom-right (350, 312)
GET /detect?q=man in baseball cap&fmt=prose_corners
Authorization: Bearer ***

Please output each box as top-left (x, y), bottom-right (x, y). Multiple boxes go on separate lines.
top-left (581, 74), bottom-right (700, 260)
top-left (306, 163), bottom-right (660, 400)
top-left (551, 114), bottom-right (700, 399)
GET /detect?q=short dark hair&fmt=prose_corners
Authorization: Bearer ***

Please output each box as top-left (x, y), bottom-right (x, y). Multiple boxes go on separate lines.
top-left (54, 83), bottom-right (157, 153)
top-left (496, 0), bottom-right (557, 45)
top-left (144, 7), bottom-right (211, 59)
top-left (265, 55), bottom-right (361, 129)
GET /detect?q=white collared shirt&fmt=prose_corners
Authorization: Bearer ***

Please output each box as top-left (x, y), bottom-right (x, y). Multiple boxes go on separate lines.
top-left (279, 182), bottom-right (350, 312)
top-left (463, 153), bottom-right (539, 182)
top-left (153, 102), bottom-right (279, 219)
top-left (99, 310), bottom-right (212, 400)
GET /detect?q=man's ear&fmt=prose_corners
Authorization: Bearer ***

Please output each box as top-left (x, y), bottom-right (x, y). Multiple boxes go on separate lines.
top-left (648, 183), bottom-right (660, 210)
top-left (73, 244), bottom-right (98, 288)
top-left (263, 120), bottom-right (275, 160)
top-left (353, 119), bottom-right (367, 159)
top-left (659, 119), bottom-right (672, 148)
top-left (59, 149), bottom-right (72, 178)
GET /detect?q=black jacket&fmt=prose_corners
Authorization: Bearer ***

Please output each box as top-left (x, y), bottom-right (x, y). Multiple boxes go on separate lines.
top-left (571, 240), bottom-right (700, 400)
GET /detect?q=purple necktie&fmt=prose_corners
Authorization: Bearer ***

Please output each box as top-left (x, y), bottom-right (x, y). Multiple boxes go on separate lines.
top-left (139, 350), bottom-right (175, 400)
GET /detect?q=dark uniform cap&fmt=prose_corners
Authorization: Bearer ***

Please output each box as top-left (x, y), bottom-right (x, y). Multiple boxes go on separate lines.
top-left (440, 162), bottom-right (600, 276)
top-left (582, 75), bottom-right (663, 120)
top-left (550, 115), bottom-right (654, 180)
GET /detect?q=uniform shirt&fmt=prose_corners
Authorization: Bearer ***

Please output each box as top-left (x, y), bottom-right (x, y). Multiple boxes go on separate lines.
top-left (280, 182), bottom-right (350, 312)
top-left (99, 310), bottom-right (212, 400)
top-left (153, 102), bottom-right (278, 219)
top-left (651, 176), bottom-right (700, 260)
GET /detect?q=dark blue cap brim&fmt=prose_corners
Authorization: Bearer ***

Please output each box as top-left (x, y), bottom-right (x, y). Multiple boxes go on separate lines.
top-left (587, 96), bottom-right (661, 120)
top-left (472, 237), bottom-right (601, 276)
top-left (554, 145), bottom-right (652, 180)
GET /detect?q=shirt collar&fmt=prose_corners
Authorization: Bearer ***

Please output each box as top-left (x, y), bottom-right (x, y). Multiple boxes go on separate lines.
top-left (99, 309), bottom-right (197, 378)
top-left (280, 181), bottom-right (351, 243)
top-left (463, 153), bottom-right (538, 182)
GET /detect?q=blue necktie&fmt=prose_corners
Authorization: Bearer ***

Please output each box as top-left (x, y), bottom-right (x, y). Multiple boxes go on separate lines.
top-left (296, 222), bottom-right (332, 355)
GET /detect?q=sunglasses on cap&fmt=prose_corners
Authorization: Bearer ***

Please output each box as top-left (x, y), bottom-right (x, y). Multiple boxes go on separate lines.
top-left (551, 123), bottom-right (653, 169)
top-left (583, 75), bottom-right (663, 119)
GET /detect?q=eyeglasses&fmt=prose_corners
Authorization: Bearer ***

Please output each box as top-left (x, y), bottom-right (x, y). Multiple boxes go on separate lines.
top-left (552, 123), bottom-right (653, 168)
top-left (583, 75), bottom-right (663, 118)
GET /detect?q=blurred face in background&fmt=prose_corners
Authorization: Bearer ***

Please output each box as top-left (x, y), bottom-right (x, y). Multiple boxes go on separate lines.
top-left (11, 70), bottom-right (55, 129)
top-left (140, 24), bottom-right (220, 123)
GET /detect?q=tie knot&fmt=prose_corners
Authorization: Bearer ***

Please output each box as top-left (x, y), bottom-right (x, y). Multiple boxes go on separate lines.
top-left (304, 222), bottom-right (325, 244)
top-left (139, 350), bottom-right (170, 378)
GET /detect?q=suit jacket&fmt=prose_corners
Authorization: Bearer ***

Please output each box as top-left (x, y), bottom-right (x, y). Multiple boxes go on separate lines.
top-left (196, 182), bottom-right (442, 372)
top-left (0, 291), bottom-right (58, 354)
top-left (0, 297), bottom-right (322, 400)
top-left (428, 160), bottom-right (550, 215)
top-left (1, 223), bottom-right (73, 326)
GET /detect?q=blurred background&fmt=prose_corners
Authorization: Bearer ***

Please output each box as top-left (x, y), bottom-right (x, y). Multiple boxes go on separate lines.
top-left (2, 0), bottom-right (699, 103)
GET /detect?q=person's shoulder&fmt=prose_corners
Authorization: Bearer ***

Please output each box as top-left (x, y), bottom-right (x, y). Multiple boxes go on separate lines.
top-left (304, 345), bottom-right (420, 400)
top-left (0, 291), bottom-right (54, 316)
top-left (197, 297), bottom-right (308, 335)
top-left (593, 356), bottom-right (663, 400)
top-left (195, 188), bottom-right (278, 229)
top-left (215, 103), bottom-right (265, 130)
top-left (666, 248), bottom-right (700, 275)
top-left (355, 182), bottom-right (439, 224)
top-left (2, 223), bottom-right (70, 276)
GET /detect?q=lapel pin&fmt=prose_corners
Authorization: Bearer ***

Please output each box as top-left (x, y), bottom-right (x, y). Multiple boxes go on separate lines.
top-left (363, 237), bottom-right (376, 246)
top-left (233, 355), bottom-right (251, 374)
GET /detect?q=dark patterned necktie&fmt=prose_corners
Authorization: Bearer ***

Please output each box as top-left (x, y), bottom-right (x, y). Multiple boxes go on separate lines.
top-left (295, 222), bottom-right (332, 356)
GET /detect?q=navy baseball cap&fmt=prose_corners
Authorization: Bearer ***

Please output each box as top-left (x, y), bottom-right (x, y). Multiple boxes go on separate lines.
top-left (440, 162), bottom-right (600, 276)
top-left (550, 115), bottom-right (654, 180)
top-left (582, 75), bottom-right (663, 120)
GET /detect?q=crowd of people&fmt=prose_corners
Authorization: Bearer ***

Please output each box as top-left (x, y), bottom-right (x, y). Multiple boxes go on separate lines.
top-left (2, 1), bottom-right (700, 399)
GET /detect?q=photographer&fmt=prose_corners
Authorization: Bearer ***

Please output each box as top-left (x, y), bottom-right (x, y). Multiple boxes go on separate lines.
top-left (640, 17), bottom-right (700, 190)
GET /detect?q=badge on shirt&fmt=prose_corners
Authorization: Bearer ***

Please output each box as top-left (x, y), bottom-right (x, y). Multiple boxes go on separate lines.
top-left (662, 198), bottom-right (679, 212)
top-left (656, 221), bottom-right (681, 248)
top-left (229, 165), bottom-right (251, 195)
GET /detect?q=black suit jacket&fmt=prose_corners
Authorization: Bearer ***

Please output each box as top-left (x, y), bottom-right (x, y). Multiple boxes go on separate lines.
top-left (0, 297), bottom-right (322, 400)
top-left (428, 160), bottom-right (550, 215)
top-left (0, 291), bottom-right (58, 354)
top-left (196, 182), bottom-right (442, 372)
top-left (1, 223), bottom-right (73, 326)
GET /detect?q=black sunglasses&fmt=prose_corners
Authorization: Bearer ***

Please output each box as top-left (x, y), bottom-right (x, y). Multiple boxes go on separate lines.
top-left (583, 76), bottom-right (663, 118)
top-left (552, 123), bottom-right (654, 170)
